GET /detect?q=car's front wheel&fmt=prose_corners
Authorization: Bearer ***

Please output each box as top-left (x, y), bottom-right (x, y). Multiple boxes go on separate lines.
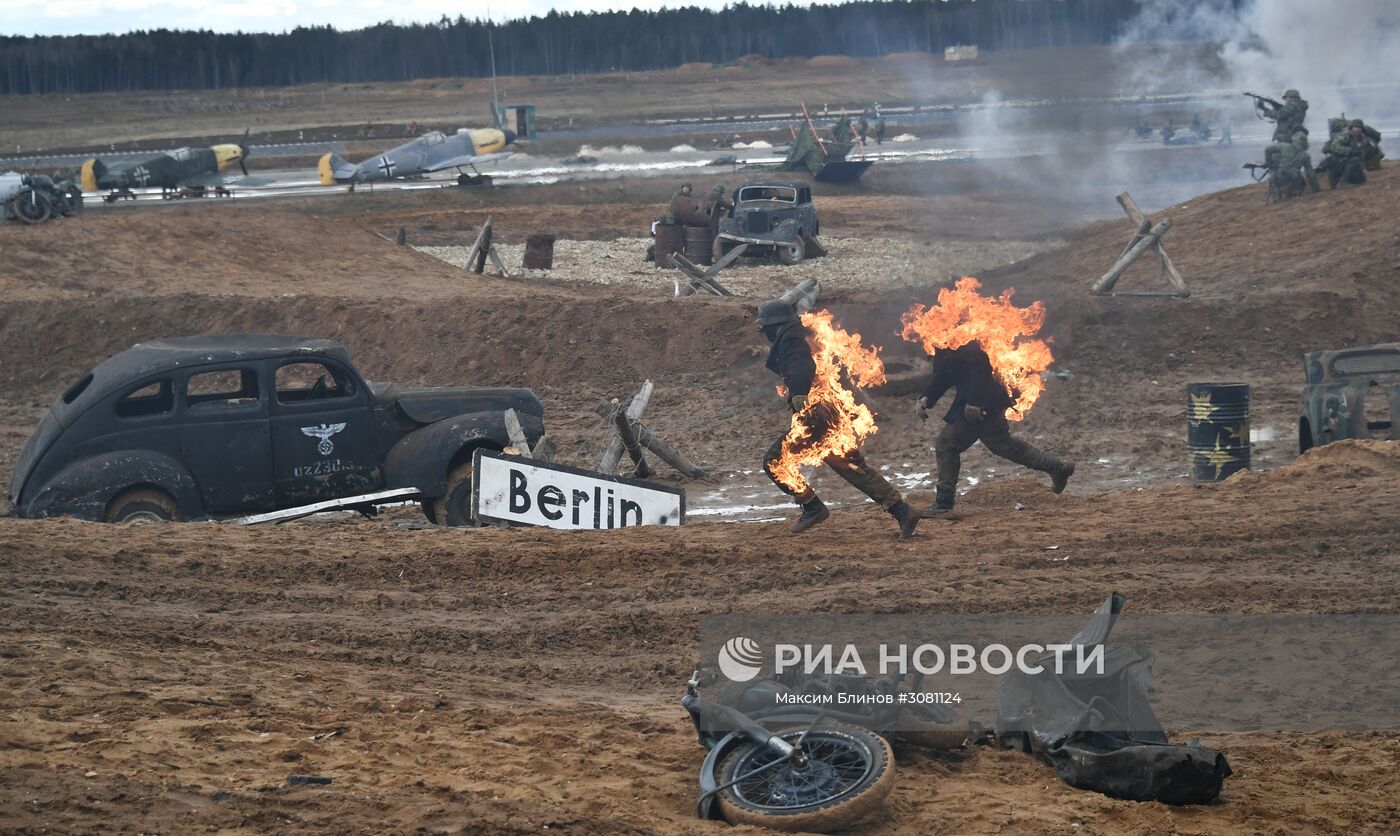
top-left (431, 462), bottom-right (477, 526)
top-left (103, 488), bottom-right (181, 523)
top-left (777, 239), bottom-right (805, 266)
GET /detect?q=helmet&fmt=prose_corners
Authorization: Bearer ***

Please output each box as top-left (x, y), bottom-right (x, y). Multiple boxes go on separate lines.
top-left (681, 181), bottom-right (693, 190)
top-left (1350, 118), bottom-right (1364, 129)
top-left (1283, 89), bottom-right (1300, 99)
top-left (710, 184), bottom-right (725, 194)
top-left (756, 299), bottom-right (797, 327)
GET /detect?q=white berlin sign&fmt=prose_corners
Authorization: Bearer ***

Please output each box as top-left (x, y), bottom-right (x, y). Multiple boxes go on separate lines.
top-left (471, 450), bottom-right (685, 530)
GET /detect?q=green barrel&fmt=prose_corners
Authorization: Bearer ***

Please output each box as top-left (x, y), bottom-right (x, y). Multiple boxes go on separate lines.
top-left (1187, 382), bottom-right (1250, 481)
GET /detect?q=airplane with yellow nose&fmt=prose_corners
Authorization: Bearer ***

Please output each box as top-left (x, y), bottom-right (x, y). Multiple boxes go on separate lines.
top-left (80, 129), bottom-right (253, 197)
top-left (319, 126), bottom-right (516, 187)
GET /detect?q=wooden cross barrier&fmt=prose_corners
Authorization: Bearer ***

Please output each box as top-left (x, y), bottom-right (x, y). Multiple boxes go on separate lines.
top-left (1092, 192), bottom-right (1190, 298)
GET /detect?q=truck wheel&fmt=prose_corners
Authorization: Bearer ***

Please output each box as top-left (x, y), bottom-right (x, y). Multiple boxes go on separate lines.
top-left (777, 240), bottom-right (805, 266)
top-left (103, 488), bottom-right (181, 523)
top-left (432, 463), bottom-right (476, 526)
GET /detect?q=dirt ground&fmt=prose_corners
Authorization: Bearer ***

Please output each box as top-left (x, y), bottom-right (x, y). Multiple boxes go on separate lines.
top-left (3, 78), bottom-right (1400, 832)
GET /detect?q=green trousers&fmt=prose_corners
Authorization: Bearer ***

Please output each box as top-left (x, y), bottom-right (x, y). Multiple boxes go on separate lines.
top-left (764, 434), bottom-right (902, 510)
top-left (935, 415), bottom-right (1056, 502)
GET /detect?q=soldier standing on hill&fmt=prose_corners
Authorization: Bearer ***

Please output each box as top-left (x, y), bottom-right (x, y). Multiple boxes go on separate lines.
top-left (1256, 89), bottom-right (1308, 142)
top-left (915, 341), bottom-right (1075, 517)
top-left (757, 299), bottom-right (920, 538)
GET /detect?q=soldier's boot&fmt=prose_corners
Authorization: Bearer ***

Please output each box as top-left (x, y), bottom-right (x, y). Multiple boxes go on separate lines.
top-left (921, 487), bottom-right (956, 519)
top-left (791, 498), bottom-right (830, 534)
top-left (1047, 457), bottom-right (1076, 494)
top-left (889, 500), bottom-right (920, 540)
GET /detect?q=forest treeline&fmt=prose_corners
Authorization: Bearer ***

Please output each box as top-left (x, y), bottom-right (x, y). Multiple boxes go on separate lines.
top-left (1, 0), bottom-right (1183, 95)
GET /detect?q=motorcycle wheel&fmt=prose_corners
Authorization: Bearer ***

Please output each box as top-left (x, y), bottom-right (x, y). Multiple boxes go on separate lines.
top-left (716, 724), bottom-right (894, 833)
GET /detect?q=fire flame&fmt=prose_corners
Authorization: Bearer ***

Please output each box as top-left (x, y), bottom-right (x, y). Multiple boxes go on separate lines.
top-left (899, 276), bottom-right (1053, 420)
top-left (770, 310), bottom-right (886, 493)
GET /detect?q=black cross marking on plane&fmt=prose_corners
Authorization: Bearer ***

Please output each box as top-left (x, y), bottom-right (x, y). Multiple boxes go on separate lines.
top-left (377, 156), bottom-right (396, 178)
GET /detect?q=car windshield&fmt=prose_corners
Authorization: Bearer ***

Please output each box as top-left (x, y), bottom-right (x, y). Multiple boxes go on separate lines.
top-left (738, 186), bottom-right (797, 203)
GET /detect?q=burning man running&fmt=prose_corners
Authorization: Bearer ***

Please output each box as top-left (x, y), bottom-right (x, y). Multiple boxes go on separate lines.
top-left (917, 341), bottom-right (1075, 517)
top-left (757, 299), bottom-right (920, 538)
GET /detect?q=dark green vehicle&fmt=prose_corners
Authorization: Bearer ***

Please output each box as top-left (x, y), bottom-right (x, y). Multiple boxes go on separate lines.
top-left (8, 335), bottom-right (544, 525)
top-left (1298, 343), bottom-right (1399, 452)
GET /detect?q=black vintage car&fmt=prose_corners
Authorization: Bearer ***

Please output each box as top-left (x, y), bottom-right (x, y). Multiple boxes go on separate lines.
top-left (7, 335), bottom-right (544, 525)
top-left (715, 180), bottom-right (819, 265)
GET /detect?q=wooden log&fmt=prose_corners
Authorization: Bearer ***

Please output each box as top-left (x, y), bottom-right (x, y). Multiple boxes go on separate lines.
top-left (1092, 218), bottom-right (1171, 294)
top-left (613, 411), bottom-right (654, 478)
top-left (474, 220), bottom-right (492, 273)
top-left (779, 278), bottom-right (822, 312)
top-left (708, 242), bottom-right (748, 274)
top-left (532, 435), bottom-right (557, 464)
top-left (634, 422), bottom-right (706, 479)
top-left (599, 380), bottom-right (654, 473)
top-left (464, 218), bottom-right (489, 273)
top-left (503, 408), bottom-right (532, 458)
top-left (669, 253), bottom-right (730, 296)
top-left (487, 242), bottom-right (510, 278)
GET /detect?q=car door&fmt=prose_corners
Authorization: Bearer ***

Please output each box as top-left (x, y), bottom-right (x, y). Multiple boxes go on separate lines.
top-left (179, 364), bottom-right (275, 514)
top-left (269, 358), bottom-right (382, 506)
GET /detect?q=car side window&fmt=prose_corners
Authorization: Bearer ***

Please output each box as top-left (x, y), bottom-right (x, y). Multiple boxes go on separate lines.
top-left (186, 369), bottom-right (260, 412)
top-left (115, 379), bottom-right (174, 419)
top-left (277, 362), bottom-right (355, 404)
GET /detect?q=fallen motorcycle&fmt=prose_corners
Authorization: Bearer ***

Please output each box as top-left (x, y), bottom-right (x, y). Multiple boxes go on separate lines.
top-left (681, 667), bottom-right (967, 832)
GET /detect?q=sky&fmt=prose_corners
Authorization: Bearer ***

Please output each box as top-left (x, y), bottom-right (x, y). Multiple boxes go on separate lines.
top-left (0, 0), bottom-right (817, 36)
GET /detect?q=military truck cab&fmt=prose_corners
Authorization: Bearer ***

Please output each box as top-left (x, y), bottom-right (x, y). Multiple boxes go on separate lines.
top-left (1298, 343), bottom-right (1400, 453)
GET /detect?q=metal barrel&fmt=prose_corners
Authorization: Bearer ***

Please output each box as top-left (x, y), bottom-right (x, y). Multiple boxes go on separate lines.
top-left (523, 234), bottom-right (555, 269)
top-left (684, 225), bottom-right (714, 265)
top-left (654, 223), bottom-right (685, 267)
top-left (1187, 382), bottom-right (1250, 481)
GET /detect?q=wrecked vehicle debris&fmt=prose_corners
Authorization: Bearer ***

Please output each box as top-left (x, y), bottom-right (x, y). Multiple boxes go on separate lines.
top-left (8, 334), bottom-right (544, 525)
top-left (995, 593), bottom-right (1232, 805)
top-left (682, 665), bottom-right (964, 831)
top-left (715, 181), bottom-right (819, 266)
top-left (1298, 343), bottom-right (1400, 452)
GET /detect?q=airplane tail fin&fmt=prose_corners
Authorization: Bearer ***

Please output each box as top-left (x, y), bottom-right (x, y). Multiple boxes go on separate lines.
top-left (80, 158), bottom-right (105, 193)
top-left (318, 153), bottom-right (357, 186)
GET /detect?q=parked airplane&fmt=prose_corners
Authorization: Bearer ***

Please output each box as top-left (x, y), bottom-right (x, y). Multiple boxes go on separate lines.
top-left (80, 130), bottom-right (256, 199)
top-left (318, 126), bottom-right (517, 187)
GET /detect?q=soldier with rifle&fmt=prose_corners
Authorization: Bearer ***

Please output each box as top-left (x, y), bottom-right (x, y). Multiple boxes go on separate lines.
top-left (1318, 119), bottom-right (1378, 188)
top-left (1246, 89), bottom-right (1308, 142)
top-left (1244, 130), bottom-right (1320, 203)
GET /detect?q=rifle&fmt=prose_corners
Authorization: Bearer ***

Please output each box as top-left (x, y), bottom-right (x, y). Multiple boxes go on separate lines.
top-left (1244, 91), bottom-right (1283, 111)
top-left (1242, 162), bottom-right (1271, 182)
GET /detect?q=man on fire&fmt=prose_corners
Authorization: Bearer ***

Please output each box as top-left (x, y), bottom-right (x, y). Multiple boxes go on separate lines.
top-left (756, 299), bottom-right (920, 538)
top-left (916, 341), bottom-right (1075, 517)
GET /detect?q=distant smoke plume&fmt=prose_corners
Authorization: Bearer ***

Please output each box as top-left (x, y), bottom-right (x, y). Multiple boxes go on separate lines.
top-left (1119, 0), bottom-right (1400, 124)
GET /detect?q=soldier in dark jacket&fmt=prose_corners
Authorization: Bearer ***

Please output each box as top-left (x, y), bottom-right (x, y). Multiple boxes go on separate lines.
top-left (666, 182), bottom-right (694, 223)
top-left (916, 341), bottom-right (1074, 516)
top-left (757, 300), bottom-right (919, 538)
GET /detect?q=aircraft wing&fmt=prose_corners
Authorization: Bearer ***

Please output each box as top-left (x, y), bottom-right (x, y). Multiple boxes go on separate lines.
top-left (178, 172), bottom-right (274, 189)
top-left (422, 151), bottom-right (514, 173)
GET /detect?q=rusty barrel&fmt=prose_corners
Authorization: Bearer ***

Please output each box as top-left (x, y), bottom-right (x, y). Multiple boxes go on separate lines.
top-left (683, 225), bottom-right (713, 266)
top-left (523, 234), bottom-right (556, 269)
top-left (654, 223), bottom-right (684, 267)
top-left (1187, 382), bottom-right (1250, 481)
top-left (670, 195), bottom-right (716, 227)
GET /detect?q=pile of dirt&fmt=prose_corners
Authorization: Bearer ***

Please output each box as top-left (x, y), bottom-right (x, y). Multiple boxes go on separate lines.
top-left (807, 55), bottom-right (861, 68)
top-left (1, 440), bottom-right (1397, 832)
top-left (671, 62), bottom-right (712, 74)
